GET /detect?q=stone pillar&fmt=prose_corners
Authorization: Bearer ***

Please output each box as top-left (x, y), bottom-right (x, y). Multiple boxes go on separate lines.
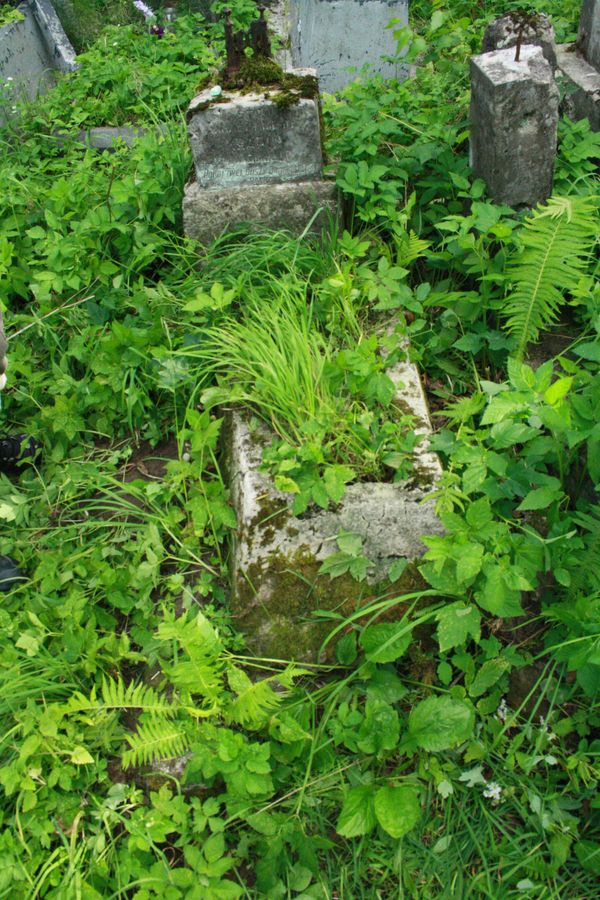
top-left (288, 0), bottom-right (410, 92)
top-left (469, 46), bottom-right (559, 207)
top-left (579, 0), bottom-right (600, 69)
top-left (183, 74), bottom-right (338, 244)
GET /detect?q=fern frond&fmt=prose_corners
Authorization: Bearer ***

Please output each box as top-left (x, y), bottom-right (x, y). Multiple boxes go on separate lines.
top-left (122, 719), bottom-right (190, 769)
top-left (395, 230), bottom-right (430, 268)
top-left (225, 665), bottom-right (303, 729)
top-left (500, 196), bottom-right (598, 359)
top-left (65, 678), bottom-right (176, 718)
top-left (157, 612), bottom-right (225, 701)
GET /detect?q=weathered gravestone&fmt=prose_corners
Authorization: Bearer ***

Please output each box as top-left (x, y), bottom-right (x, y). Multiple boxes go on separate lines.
top-left (555, 0), bottom-right (600, 132)
top-left (470, 45), bottom-right (559, 207)
top-left (183, 10), bottom-right (337, 244)
top-left (0, 0), bottom-right (76, 123)
top-left (275, 0), bottom-right (410, 92)
top-left (578, 0), bottom-right (600, 69)
top-left (225, 344), bottom-right (444, 662)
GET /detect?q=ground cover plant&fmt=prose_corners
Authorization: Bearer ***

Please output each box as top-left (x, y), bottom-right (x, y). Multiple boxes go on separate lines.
top-left (0, 1), bottom-right (598, 896)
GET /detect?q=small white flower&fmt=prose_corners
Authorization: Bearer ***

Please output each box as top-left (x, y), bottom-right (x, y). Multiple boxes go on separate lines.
top-left (483, 782), bottom-right (503, 802)
top-left (6, 77), bottom-right (13, 82)
top-left (182, 452), bottom-right (191, 462)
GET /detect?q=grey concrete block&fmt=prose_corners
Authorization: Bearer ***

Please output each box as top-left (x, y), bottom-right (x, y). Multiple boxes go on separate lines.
top-left (30, 0), bottom-right (78, 73)
top-left (579, 0), bottom-right (600, 70)
top-left (288, 0), bottom-right (409, 92)
top-left (0, 3), bottom-right (55, 117)
top-left (470, 46), bottom-right (559, 207)
top-left (556, 44), bottom-right (600, 131)
top-left (183, 178), bottom-right (339, 245)
top-left (225, 346), bottom-right (443, 661)
top-left (482, 11), bottom-right (557, 69)
top-left (187, 87), bottom-right (323, 188)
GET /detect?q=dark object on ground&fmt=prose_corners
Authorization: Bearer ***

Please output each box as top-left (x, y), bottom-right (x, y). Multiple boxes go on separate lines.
top-left (0, 434), bottom-right (40, 469)
top-left (0, 554), bottom-right (25, 592)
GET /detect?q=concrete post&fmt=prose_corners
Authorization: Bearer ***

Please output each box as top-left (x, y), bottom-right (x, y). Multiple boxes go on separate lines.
top-left (579, 0), bottom-right (600, 70)
top-left (469, 46), bottom-right (559, 207)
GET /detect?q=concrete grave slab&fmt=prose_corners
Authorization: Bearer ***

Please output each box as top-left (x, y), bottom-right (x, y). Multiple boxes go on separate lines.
top-left (470, 46), bottom-right (559, 207)
top-left (225, 344), bottom-right (443, 662)
top-left (187, 86), bottom-right (324, 188)
top-left (288, 0), bottom-right (409, 92)
top-left (579, 0), bottom-right (600, 70)
top-left (556, 44), bottom-right (600, 131)
top-left (183, 178), bottom-right (338, 245)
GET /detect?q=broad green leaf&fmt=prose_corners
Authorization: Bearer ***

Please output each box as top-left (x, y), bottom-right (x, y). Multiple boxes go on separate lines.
top-left (71, 746), bottom-right (94, 765)
top-left (517, 486), bottom-right (559, 511)
top-left (274, 475), bottom-right (300, 494)
top-left (357, 700), bottom-right (399, 754)
top-left (455, 543), bottom-right (484, 583)
top-left (468, 658), bottom-right (511, 698)
top-left (336, 785), bottom-right (377, 837)
top-left (374, 786), bottom-right (421, 838)
top-left (476, 564), bottom-right (524, 617)
top-left (436, 603), bottom-right (481, 652)
top-left (458, 766), bottom-right (486, 788)
top-left (573, 341), bottom-right (600, 362)
top-left (204, 832), bottom-right (225, 863)
top-left (408, 696), bottom-right (474, 751)
top-left (544, 377), bottom-right (572, 406)
top-left (574, 840), bottom-right (600, 875)
top-left (360, 623), bottom-right (412, 663)
top-left (337, 531), bottom-right (363, 556)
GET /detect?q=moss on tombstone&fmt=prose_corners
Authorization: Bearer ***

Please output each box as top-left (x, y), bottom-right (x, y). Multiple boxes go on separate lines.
top-left (222, 55), bottom-right (319, 108)
top-left (231, 546), bottom-right (430, 662)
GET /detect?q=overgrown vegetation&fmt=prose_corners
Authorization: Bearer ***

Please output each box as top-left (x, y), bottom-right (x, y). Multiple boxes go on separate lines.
top-left (0, 1), bottom-right (598, 896)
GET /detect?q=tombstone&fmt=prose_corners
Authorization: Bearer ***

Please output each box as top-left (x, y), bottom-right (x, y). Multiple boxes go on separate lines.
top-left (578, 0), bottom-right (600, 69)
top-left (554, 0), bottom-right (600, 132)
top-left (183, 10), bottom-right (338, 244)
top-left (287, 0), bottom-right (410, 92)
top-left (0, 0), bottom-right (77, 124)
top-left (225, 344), bottom-right (443, 662)
top-left (470, 46), bottom-right (559, 207)
top-left (482, 11), bottom-right (557, 69)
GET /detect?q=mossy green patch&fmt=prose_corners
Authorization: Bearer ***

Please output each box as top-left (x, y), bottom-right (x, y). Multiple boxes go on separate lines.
top-left (231, 548), bottom-right (430, 663)
top-left (222, 56), bottom-right (319, 108)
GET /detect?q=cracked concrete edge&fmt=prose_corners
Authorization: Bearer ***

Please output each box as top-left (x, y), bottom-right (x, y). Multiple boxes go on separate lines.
top-left (29, 0), bottom-right (79, 73)
top-left (555, 43), bottom-right (600, 131)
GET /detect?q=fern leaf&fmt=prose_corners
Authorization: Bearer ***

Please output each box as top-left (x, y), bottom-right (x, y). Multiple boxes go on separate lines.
top-left (65, 678), bottom-right (175, 718)
top-left (225, 665), bottom-right (303, 729)
top-left (122, 719), bottom-right (190, 769)
top-left (157, 613), bottom-right (224, 699)
top-left (500, 196), bottom-right (598, 359)
top-left (395, 230), bottom-right (430, 268)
